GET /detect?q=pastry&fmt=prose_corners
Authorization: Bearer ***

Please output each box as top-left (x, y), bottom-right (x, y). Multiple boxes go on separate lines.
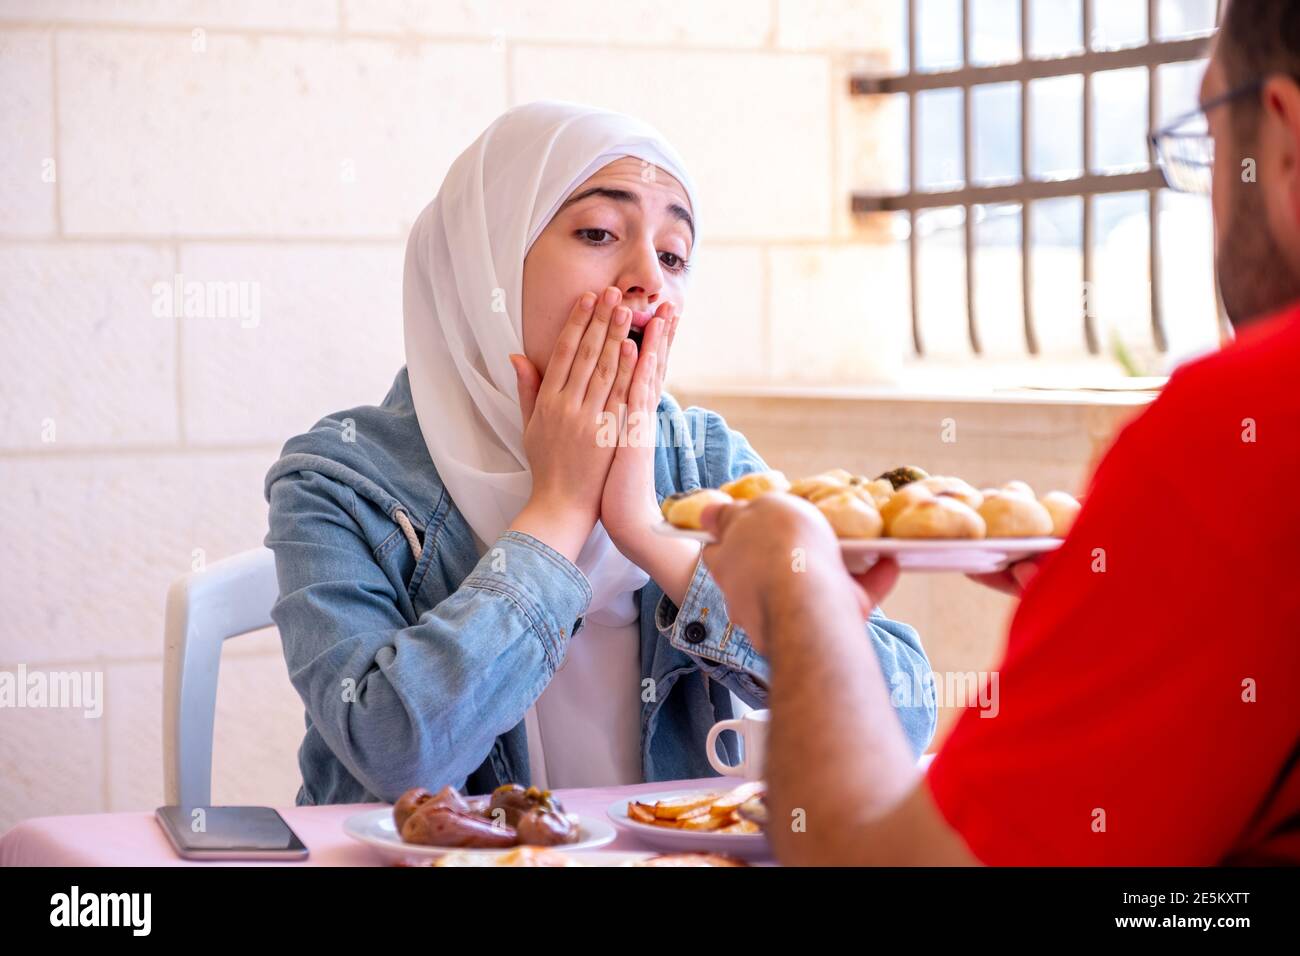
top-left (721, 470), bottom-right (790, 500)
top-left (889, 495), bottom-right (986, 539)
top-left (1038, 490), bottom-right (1081, 537)
top-left (978, 491), bottom-right (1054, 537)
top-left (815, 490), bottom-right (883, 539)
top-left (854, 477), bottom-right (895, 510)
top-left (664, 488), bottom-right (733, 529)
top-left (916, 475), bottom-right (984, 510)
top-left (660, 489), bottom-right (694, 519)
top-left (1001, 480), bottom-right (1036, 499)
top-left (819, 468), bottom-right (855, 484)
top-left (880, 483), bottom-right (936, 531)
top-left (788, 473), bottom-right (849, 500)
top-left (809, 483), bottom-right (881, 508)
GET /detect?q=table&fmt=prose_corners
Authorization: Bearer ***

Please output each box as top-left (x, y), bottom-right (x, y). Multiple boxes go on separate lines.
top-left (0, 776), bottom-right (752, 867)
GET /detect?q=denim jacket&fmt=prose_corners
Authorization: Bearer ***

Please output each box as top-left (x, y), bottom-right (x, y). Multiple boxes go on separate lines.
top-left (264, 368), bottom-right (936, 805)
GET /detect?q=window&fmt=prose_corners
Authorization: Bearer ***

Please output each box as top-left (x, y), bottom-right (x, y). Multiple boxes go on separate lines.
top-left (851, 0), bottom-right (1221, 365)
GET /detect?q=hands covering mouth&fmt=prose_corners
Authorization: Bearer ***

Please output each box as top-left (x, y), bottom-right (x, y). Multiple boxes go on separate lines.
top-left (628, 309), bottom-right (654, 351)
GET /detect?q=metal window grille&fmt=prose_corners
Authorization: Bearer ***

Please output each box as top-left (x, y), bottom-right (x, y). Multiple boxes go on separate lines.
top-left (850, 0), bottom-right (1219, 357)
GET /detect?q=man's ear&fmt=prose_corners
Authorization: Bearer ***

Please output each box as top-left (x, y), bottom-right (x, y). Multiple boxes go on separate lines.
top-left (1261, 75), bottom-right (1300, 227)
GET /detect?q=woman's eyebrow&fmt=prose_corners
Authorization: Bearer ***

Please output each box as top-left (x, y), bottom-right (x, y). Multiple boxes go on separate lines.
top-left (559, 186), bottom-right (695, 242)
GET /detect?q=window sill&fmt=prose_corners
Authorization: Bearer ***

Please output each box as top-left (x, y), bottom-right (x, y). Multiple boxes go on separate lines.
top-left (670, 356), bottom-right (1173, 409)
top-left (670, 379), bottom-right (1161, 408)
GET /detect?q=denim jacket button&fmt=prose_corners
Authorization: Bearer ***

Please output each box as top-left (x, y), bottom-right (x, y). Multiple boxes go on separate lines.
top-left (683, 620), bottom-right (707, 644)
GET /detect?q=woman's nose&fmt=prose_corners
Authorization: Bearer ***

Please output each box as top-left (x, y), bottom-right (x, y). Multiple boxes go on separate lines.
top-left (619, 245), bottom-right (666, 304)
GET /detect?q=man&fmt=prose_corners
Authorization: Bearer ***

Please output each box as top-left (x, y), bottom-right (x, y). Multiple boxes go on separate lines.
top-left (698, 0), bottom-right (1300, 865)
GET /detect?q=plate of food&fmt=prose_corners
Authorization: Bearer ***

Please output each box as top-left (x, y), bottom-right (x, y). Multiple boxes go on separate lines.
top-left (606, 781), bottom-right (771, 861)
top-left (421, 848), bottom-right (751, 867)
top-left (344, 782), bottom-right (616, 865)
top-left (656, 465), bottom-right (1079, 574)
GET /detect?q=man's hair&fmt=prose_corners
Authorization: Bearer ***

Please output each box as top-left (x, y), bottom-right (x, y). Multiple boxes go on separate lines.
top-left (1219, 0), bottom-right (1300, 137)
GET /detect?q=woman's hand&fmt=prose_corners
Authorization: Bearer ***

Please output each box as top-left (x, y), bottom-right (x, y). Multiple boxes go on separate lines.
top-left (600, 302), bottom-right (679, 551)
top-left (507, 287), bottom-right (637, 563)
top-left (597, 304), bottom-right (701, 607)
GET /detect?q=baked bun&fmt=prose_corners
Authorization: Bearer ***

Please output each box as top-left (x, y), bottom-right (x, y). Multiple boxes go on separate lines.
top-left (664, 488), bottom-right (733, 530)
top-left (978, 491), bottom-right (1053, 537)
top-left (854, 477), bottom-right (895, 510)
top-left (809, 483), bottom-right (873, 507)
top-left (1001, 480), bottom-right (1035, 499)
top-left (788, 473), bottom-right (849, 500)
top-left (816, 490), bottom-right (883, 539)
top-left (880, 483), bottom-right (936, 531)
top-left (1038, 490), bottom-right (1081, 537)
top-left (721, 470), bottom-right (790, 500)
top-left (660, 490), bottom-right (693, 519)
top-left (917, 475), bottom-right (984, 510)
top-left (890, 496), bottom-right (986, 539)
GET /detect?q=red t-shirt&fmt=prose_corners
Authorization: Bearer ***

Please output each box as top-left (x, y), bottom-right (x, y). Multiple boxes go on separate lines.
top-left (927, 303), bottom-right (1300, 865)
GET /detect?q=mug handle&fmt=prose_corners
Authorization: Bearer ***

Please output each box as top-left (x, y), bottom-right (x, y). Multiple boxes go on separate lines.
top-left (706, 719), bottom-right (747, 777)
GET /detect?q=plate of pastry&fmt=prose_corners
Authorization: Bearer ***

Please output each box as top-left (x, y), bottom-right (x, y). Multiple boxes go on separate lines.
top-left (655, 466), bottom-right (1078, 574)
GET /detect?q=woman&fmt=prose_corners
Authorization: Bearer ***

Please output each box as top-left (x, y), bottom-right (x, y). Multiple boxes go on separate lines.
top-left (264, 100), bottom-right (935, 805)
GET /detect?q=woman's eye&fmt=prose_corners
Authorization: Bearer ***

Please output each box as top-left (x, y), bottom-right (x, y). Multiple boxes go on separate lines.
top-left (660, 251), bottom-right (690, 274)
top-left (577, 228), bottom-right (612, 243)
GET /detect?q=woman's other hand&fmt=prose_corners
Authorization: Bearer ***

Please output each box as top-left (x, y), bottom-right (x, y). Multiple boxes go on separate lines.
top-left (507, 286), bottom-right (634, 562)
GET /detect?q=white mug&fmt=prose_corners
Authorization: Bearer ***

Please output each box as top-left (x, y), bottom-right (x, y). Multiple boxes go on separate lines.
top-left (705, 708), bottom-right (769, 780)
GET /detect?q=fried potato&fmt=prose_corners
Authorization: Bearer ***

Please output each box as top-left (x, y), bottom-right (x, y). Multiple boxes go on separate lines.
top-left (628, 784), bottom-right (768, 833)
top-left (709, 781), bottom-right (766, 816)
top-left (717, 820), bottom-right (762, 835)
top-left (651, 792), bottom-right (723, 820)
top-left (678, 813), bottom-right (732, 832)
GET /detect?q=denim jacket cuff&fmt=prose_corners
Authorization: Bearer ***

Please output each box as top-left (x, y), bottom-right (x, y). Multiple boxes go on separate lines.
top-left (461, 530), bottom-right (592, 673)
top-left (655, 551), bottom-right (771, 687)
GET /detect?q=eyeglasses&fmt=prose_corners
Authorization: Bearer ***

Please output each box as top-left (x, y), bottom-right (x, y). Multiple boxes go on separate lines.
top-left (1149, 79), bottom-right (1263, 194)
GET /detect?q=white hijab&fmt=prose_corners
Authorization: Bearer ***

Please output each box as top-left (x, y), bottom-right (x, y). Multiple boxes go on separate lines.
top-left (402, 100), bottom-right (701, 618)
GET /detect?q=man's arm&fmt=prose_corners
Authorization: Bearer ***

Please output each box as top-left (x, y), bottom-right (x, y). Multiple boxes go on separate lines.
top-left (702, 352), bottom-right (1299, 865)
top-left (697, 494), bottom-right (972, 865)
top-left (761, 563), bottom-right (977, 866)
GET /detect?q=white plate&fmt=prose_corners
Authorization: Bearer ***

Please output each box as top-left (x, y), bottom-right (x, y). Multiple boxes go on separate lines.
top-left (654, 520), bottom-right (1061, 574)
top-left (343, 807), bottom-right (616, 865)
top-left (606, 789), bottom-right (771, 862)
top-left (430, 849), bottom-right (658, 867)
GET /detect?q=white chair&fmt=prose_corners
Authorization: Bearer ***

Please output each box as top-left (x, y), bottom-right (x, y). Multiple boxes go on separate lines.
top-left (163, 547), bottom-right (280, 807)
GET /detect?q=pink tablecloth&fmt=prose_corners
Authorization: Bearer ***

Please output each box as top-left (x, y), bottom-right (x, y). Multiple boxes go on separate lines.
top-left (0, 777), bottom-right (743, 867)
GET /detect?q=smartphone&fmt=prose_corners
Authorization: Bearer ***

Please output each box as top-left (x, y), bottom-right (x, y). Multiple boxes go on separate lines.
top-left (155, 806), bottom-right (309, 861)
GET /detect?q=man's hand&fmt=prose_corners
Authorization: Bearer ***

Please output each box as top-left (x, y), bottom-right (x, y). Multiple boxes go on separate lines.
top-left (698, 494), bottom-right (899, 655)
top-left (966, 558), bottom-right (1041, 597)
top-left (699, 493), bottom-right (972, 866)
